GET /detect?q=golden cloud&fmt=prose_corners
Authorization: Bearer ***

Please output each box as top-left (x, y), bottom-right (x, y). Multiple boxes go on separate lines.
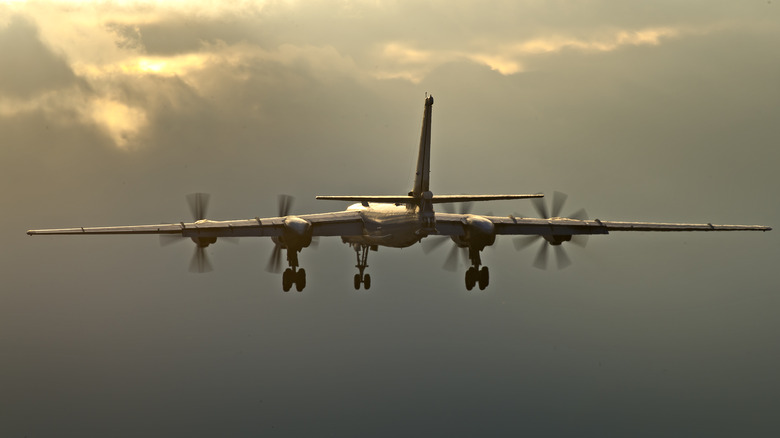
top-left (374, 27), bottom-right (681, 81)
top-left (0, 0), bottom-right (694, 149)
top-left (513, 28), bottom-right (679, 54)
top-left (88, 98), bottom-right (147, 149)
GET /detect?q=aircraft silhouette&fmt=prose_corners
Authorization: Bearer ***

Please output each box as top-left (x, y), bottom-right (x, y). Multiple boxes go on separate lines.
top-left (27, 95), bottom-right (771, 291)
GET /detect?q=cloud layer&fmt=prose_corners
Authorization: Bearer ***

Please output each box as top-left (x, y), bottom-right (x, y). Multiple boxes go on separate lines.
top-left (4, 0), bottom-right (768, 149)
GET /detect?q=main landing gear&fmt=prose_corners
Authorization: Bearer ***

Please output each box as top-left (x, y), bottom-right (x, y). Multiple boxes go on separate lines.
top-left (282, 267), bottom-right (306, 292)
top-left (352, 243), bottom-right (375, 290)
top-left (277, 247), bottom-right (306, 292)
top-left (465, 247), bottom-right (489, 291)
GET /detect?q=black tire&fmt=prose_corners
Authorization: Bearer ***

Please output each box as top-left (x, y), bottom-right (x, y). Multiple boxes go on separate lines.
top-left (282, 268), bottom-right (293, 292)
top-left (465, 267), bottom-right (476, 291)
top-left (363, 274), bottom-right (371, 290)
top-left (478, 266), bottom-right (489, 290)
top-left (296, 268), bottom-right (306, 292)
top-left (354, 273), bottom-right (361, 290)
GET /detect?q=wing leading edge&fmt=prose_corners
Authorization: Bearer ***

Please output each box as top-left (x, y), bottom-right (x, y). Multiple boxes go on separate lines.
top-left (26, 211), bottom-right (366, 238)
top-left (29, 212), bottom-right (770, 238)
top-left (433, 213), bottom-right (771, 236)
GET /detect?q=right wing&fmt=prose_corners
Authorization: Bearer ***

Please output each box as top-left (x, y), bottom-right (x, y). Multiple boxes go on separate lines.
top-left (27, 211), bottom-right (366, 238)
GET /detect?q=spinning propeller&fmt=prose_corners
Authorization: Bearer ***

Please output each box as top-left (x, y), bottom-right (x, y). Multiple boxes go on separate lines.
top-left (160, 193), bottom-right (235, 273)
top-left (441, 202), bottom-right (473, 215)
top-left (514, 191), bottom-right (588, 270)
top-left (266, 194), bottom-right (293, 273)
top-left (266, 194), bottom-right (319, 272)
top-left (423, 202), bottom-right (473, 271)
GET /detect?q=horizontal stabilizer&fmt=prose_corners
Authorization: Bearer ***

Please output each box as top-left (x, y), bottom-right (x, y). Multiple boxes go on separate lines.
top-left (431, 194), bottom-right (543, 203)
top-left (316, 195), bottom-right (417, 204)
top-left (316, 194), bottom-right (543, 205)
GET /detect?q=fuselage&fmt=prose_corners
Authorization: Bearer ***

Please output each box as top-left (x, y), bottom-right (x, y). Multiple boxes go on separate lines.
top-left (341, 203), bottom-right (423, 248)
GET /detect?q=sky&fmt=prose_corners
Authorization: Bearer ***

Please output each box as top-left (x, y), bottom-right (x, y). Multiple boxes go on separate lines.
top-left (2, 1), bottom-right (779, 436)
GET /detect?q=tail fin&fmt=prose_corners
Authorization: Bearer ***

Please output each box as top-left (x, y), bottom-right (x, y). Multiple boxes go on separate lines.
top-left (316, 95), bottom-right (542, 208)
top-left (412, 95), bottom-right (434, 197)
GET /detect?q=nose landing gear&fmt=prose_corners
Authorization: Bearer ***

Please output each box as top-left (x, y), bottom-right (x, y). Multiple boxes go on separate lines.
top-left (354, 272), bottom-right (371, 290)
top-left (353, 243), bottom-right (374, 290)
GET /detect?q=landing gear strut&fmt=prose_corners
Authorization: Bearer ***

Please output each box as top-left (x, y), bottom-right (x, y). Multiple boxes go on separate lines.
top-left (465, 247), bottom-right (489, 291)
top-left (353, 244), bottom-right (374, 290)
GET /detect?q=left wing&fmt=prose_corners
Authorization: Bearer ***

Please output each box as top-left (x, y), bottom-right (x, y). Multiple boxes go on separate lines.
top-left (27, 211), bottom-right (366, 238)
top-left (434, 213), bottom-right (771, 236)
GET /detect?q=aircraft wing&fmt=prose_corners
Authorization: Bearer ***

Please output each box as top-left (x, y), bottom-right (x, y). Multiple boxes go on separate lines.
top-left (26, 211), bottom-right (366, 238)
top-left (433, 213), bottom-right (771, 236)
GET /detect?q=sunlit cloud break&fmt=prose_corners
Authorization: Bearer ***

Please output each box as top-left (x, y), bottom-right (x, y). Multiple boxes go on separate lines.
top-left (88, 98), bottom-right (147, 148)
top-left (0, 89), bottom-right (148, 150)
top-left (376, 27), bottom-right (680, 82)
top-left (73, 53), bottom-right (210, 79)
top-left (513, 27), bottom-right (679, 55)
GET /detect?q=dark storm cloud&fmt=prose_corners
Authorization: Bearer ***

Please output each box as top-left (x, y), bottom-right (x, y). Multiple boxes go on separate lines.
top-left (0, 15), bottom-right (81, 99)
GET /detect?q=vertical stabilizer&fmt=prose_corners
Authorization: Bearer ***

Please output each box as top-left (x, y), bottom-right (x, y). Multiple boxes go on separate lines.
top-left (412, 95), bottom-right (434, 197)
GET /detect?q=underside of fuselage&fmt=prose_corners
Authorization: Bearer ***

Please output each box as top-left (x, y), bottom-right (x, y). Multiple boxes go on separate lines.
top-left (341, 203), bottom-right (423, 248)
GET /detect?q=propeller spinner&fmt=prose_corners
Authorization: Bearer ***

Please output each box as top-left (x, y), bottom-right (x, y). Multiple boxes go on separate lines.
top-left (160, 193), bottom-right (235, 273)
top-left (266, 194), bottom-right (294, 273)
top-left (514, 191), bottom-right (588, 270)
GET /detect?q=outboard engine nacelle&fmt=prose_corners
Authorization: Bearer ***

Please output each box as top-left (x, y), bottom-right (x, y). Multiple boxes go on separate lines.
top-left (273, 216), bottom-right (313, 249)
top-left (190, 236), bottom-right (217, 248)
top-left (543, 234), bottom-right (572, 246)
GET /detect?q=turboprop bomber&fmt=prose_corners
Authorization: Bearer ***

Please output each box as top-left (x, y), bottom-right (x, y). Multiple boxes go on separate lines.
top-left (27, 95), bottom-right (771, 291)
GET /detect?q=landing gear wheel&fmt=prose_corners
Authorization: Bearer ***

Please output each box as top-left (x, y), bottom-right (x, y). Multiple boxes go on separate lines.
top-left (295, 268), bottom-right (306, 292)
top-left (282, 268), bottom-right (293, 292)
top-left (478, 266), bottom-right (489, 290)
top-left (352, 244), bottom-right (372, 291)
top-left (465, 267), bottom-right (477, 291)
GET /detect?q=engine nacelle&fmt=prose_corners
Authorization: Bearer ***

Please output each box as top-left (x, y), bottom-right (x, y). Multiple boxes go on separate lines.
top-left (190, 236), bottom-right (217, 248)
top-left (450, 215), bottom-right (496, 250)
top-left (272, 216), bottom-right (313, 249)
top-left (543, 234), bottom-right (572, 246)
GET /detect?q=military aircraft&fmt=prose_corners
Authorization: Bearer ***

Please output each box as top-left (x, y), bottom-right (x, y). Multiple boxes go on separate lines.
top-left (27, 95), bottom-right (771, 291)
